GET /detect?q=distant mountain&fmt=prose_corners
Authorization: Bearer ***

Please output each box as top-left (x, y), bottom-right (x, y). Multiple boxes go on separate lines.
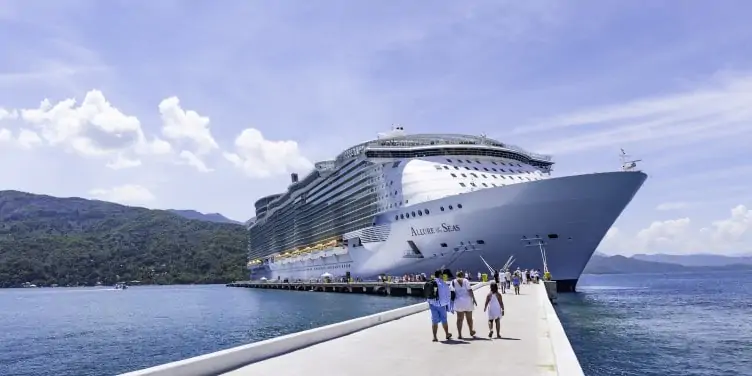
top-left (0, 190), bottom-right (248, 288)
top-left (583, 254), bottom-right (752, 275)
top-left (632, 253), bottom-right (752, 267)
top-left (167, 209), bottom-right (241, 225)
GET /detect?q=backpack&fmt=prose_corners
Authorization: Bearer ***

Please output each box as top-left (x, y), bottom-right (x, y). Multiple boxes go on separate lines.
top-left (423, 279), bottom-right (438, 300)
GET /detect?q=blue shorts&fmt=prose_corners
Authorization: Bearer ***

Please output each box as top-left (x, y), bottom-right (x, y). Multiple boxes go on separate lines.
top-left (429, 304), bottom-right (448, 324)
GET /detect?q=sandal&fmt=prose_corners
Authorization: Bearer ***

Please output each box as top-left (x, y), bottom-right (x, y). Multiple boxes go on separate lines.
top-left (446, 333), bottom-right (453, 340)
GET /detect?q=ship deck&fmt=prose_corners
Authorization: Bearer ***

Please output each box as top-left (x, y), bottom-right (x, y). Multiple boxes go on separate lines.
top-left (221, 282), bottom-right (581, 376)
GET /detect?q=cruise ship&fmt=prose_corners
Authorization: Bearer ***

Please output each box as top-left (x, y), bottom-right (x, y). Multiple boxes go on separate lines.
top-left (247, 127), bottom-right (647, 292)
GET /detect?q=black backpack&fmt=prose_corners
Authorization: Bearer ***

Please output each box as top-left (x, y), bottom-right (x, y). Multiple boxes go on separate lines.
top-left (423, 279), bottom-right (438, 300)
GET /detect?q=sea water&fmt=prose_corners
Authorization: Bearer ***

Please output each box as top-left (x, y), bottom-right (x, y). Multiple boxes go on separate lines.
top-left (557, 271), bottom-right (752, 376)
top-left (0, 285), bottom-right (422, 376)
top-left (2, 273), bottom-right (750, 376)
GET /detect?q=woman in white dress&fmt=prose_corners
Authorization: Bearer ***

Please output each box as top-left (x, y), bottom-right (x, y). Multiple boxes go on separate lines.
top-left (451, 271), bottom-right (477, 338)
top-left (484, 282), bottom-right (505, 338)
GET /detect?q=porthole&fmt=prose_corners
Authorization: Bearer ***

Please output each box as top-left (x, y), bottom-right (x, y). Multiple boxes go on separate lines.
top-left (457, 204), bottom-right (463, 209)
top-left (477, 240), bottom-right (485, 244)
top-left (425, 209), bottom-right (430, 215)
top-left (412, 211), bottom-right (416, 217)
top-left (449, 205), bottom-right (454, 210)
top-left (440, 207), bottom-right (445, 211)
top-left (395, 215), bottom-right (399, 221)
top-left (418, 210), bottom-right (423, 216)
top-left (400, 214), bottom-right (405, 219)
top-left (440, 243), bottom-right (448, 247)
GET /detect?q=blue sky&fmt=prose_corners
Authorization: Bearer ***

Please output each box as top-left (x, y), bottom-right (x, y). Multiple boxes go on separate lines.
top-left (0, 1), bottom-right (750, 255)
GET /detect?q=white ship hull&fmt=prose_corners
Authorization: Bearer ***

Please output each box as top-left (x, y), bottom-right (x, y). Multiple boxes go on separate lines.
top-left (251, 171), bottom-right (646, 292)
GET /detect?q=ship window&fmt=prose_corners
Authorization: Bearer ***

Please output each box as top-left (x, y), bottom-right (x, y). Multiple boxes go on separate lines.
top-left (483, 167), bottom-right (489, 171)
top-left (446, 159), bottom-right (452, 163)
top-left (492, 183), bottom-right (497, 187)
top-left (470, 183), bottom-right (477, 187)
top-left (482, 183), bottom-right (488, 187)
top-left (400, 214), bottom-right (405, 219)
top-left (441, 206), bottom-right (445, 211)
top-left (492, 175), bottom-right (497, 179)
top-left (458, 204), bottom-right (463, 209)
top-left (474, 167), bottom-right (479, 171)
top-left (471, 173), bottom-right (478, 178)
top-left (449, 205), bottom-right (453, 210)
top-left (548, 234), bottom-right (559, 239)
top-left (454, 166), bottom-right (459, 170)
top-left (451, 173), bottom-right (457, 177)
top-left (481, 174), bottom-right (487, 178)
top-left (464, 167), bottom-right (470, 170)
top-left (466, 160), bottom-right (472, 163)
top-left (458, 160), bottom-right (463, 163)
top-left (411, 211), bottom-right (416, 217)
top-left (395, 215), bottom-right (399, 221)
top-left (392, 161), bottom-right (401, 168)
top-left (492, 168), bottom-right (497, 171)
top-left (475, 160), bottom-right (481, 164)
top-left (425, 209), bottom-right (430, 215)
top-left (435, 165), bottom-right (442, 171)
top-left (459, 182), bottom-right (466, 187)
top-left (443, 166), bottom-right (449, 170)
top-left (501, 176), bottom-right (506, 179)
top-left (492, 161), bottom-right (497, 165)
top-left (440, 243), bottom-right (447, 247)
top-left (419, 210), bottom-right (424, 216)
top-left (394, 190), bottom-right (398, 195)
top-left (477, 240), bottom-right (485, 244)
top-left (405, 200), bottom-right (409, 203)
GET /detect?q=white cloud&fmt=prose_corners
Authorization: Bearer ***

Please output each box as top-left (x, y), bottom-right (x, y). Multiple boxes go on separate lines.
top-left (17, 90), bottom-right (172, 162)
top-left (158, 97), bottom-right (218, 155)
top-left (0, 128), bottom-right (12, 142)
top-left (16, 129), bottom-right (43, 148)
top-left (520, 73), bottom-right (752, 155)
top-left (106, 154), bottom-right (142, 170)
top-left (88, 184), bottom-right (156, 205)
top-left (223, 128), bottom-right (313, 178)
top-left (179, 150), bottom-right (212, 173)
top-left (656, 202), bottom-right (689, 211)
top-left (0, 108), bottom-right (18, 120)
top-left (601, 204), bottom-right (752, 255)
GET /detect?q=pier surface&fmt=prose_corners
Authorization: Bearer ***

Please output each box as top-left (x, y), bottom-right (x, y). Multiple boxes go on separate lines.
top-left (222, 282), bottom-right (579, 376)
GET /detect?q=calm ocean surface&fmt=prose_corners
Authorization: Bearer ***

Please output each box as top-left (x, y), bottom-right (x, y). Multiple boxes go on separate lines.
top-left (2, 272), bottom-right (750, 376)
top-left (558, 271), bottom-right (752, 376)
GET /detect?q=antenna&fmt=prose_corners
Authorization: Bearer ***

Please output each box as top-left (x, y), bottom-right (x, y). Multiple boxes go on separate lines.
top-left (619, 148), bottom-right (643, 171)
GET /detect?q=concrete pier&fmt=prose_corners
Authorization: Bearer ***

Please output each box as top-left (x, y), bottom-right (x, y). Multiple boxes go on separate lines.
top-left (224, 282), bottom-right (579, 376)
top-left (121, 282), bottom-right (582, 376)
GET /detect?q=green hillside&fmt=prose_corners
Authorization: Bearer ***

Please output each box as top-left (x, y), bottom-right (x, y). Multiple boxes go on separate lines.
top-left (0, 190), bottom-right (248, 288)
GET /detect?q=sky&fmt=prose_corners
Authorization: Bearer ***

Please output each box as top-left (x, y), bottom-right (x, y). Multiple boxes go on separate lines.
top-left (0, 0), bottom-right (750, 256)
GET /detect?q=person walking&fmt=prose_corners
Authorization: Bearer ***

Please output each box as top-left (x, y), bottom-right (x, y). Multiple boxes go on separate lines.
top-left (451, 271), bottom-right (477, 339)
top-left (424, 269), bottom-right (453, 342)
top-left (512, 271), bottom-right (521, 295)
top-left (484, 282), bottom-right (505, 338)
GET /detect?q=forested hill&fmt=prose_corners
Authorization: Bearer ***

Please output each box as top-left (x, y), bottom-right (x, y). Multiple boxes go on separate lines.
top-left (0, 190), bottom-right (248, 288)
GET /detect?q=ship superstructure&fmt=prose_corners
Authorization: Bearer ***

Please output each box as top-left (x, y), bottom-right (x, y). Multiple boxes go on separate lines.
top-left (247, 127), bottom-right (647, 291)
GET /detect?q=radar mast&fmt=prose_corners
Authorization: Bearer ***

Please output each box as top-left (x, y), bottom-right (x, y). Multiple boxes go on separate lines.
top-left (619, 148), bottom-right (642, 171)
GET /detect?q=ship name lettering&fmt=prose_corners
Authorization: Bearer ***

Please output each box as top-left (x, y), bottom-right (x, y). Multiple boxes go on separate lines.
top-left (410, 223), bottom-right (461, 237)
